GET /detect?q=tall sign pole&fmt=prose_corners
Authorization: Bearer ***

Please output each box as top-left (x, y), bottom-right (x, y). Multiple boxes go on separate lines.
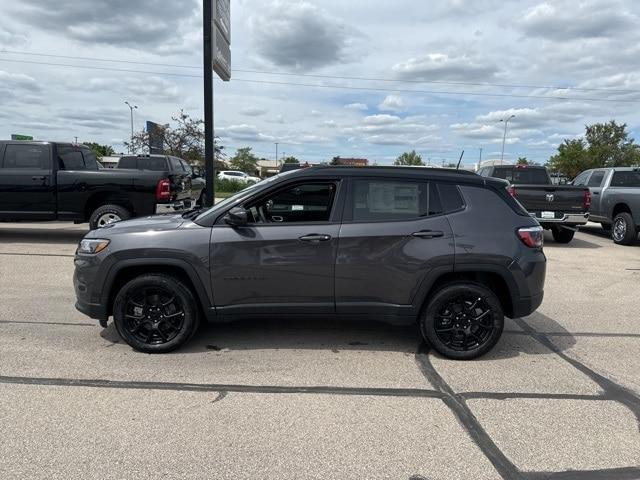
top-left (203, 0), bottom-right (231, 208)
top-left (203, 0), bottom-right (214, 207)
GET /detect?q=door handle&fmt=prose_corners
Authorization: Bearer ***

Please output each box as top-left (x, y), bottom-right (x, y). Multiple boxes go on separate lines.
top-left (298, 233), bottom-right (332, 243)
top-left (411, 230), bottom-right (444, 239)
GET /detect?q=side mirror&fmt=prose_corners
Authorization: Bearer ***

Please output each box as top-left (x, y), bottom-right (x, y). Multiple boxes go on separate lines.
top-left (224, 207), bottom-right (248, 227)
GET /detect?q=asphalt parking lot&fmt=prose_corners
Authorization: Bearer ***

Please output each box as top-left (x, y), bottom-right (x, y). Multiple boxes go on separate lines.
top-left (1, 222), bottom-right (639, 480)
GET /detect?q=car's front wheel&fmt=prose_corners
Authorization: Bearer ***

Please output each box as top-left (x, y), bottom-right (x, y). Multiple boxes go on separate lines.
top-left (113, 274), bottom-right (199, 353)
top-left (420, 282), bottom-right (504, 360)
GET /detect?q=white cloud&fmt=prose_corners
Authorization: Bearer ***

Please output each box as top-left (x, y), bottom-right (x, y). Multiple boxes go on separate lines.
top-left (378, 95), bottom-right (406, 112)
top-left (392, 52), bottom-right (498, 81)
top-left (240, 107), bottom-right (269, 117)
top-left (344, 102), bottom-right (368, 111)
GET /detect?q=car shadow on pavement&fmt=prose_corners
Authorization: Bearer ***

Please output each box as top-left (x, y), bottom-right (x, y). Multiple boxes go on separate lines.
top-left (0, 226), bottom-right (87, 244)
top-left (100, 312), bottom-right (575, 359)
top-left (543, 232), bottom-right (602, 249)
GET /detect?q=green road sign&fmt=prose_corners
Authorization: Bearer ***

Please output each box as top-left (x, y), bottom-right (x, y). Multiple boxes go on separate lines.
top-left (11, 134), bottom-right (33, 141)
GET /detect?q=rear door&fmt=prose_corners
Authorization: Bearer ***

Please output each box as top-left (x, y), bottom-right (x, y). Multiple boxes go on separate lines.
top-left (586, 169), bottom-right (607, 218)
top-left (335, 177), bottom-right (455, 317)
top-left (0, 143), bottom-right (55, 219)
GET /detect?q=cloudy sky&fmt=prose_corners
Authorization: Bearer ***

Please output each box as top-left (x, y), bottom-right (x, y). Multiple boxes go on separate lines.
top-left (1, 0), bottom-right (640, 166)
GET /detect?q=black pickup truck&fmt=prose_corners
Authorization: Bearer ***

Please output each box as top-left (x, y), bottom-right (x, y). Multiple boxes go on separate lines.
top-left (0, 141), bottom-right (193, 229)
top-left (477, 165), bottom-right (590, 243)
top-left (117, 154), bottom-right (204, 205)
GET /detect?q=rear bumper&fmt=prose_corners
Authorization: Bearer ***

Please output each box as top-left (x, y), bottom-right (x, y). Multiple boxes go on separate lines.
top-left (530, 212), bottom-right (589, 225)
top-left (155, 199), bottom-right (192, 215)
top-left (511, 291), bottom-right (544, 318)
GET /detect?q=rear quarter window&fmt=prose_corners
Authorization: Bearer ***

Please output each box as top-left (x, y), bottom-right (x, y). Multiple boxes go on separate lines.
top-left (437, 183), bottom-right (465, 212)
top-left (611, 171), bottom-right (640, 187)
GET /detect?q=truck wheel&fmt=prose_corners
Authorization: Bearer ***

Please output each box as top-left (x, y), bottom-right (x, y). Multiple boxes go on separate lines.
top-left (551, 227), bottom-right (575, 243)
top-left (113, 274), bottom-right (200, 353)
top-left (89, 204), bottom-right (131, 230)
top-left (420, 282), bottom-right (504, 360)
top-left (612, 212), bottom-right (637, 245)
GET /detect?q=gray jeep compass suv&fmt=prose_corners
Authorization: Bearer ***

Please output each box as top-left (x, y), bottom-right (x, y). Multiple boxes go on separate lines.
top-left (74, 166), bottom-right (546, 359)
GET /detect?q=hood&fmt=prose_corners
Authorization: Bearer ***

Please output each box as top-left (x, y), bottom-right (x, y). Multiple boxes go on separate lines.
top-left (86, 214), bottom-right (187, 238)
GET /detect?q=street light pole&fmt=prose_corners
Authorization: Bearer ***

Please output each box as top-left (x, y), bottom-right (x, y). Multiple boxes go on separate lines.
top-left (275, 142), bottom-right (279, 167)
top-left (500, 115), bottom-right (515, 164)
top-left (125, 101), bottom-right (138, 154)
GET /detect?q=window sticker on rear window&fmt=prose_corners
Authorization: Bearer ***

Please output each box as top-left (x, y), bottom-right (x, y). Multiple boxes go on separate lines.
top-left (368, 182), bottom-right (419, 214)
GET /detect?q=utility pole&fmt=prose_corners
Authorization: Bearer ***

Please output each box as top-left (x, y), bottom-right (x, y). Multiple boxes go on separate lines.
top-left (275, 142), bottom-right (279, 167)
top-left (125, 101), bottom-right (138, 154)
top-left (74, 136), bottom-right (78, 144)
top-left (203, 1), bottom-right (214, 207)
top-left (479, 147), bottom-right (483, 163)
top-left (500, 115), bottom-right (515, 164)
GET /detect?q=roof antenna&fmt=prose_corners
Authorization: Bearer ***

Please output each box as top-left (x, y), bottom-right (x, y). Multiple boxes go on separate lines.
top-left (456, 150), bottom-right (465, 171)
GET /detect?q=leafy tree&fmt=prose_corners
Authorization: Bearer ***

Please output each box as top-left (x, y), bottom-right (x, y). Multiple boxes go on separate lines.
top-left (229, 147), bottom-right (259, 174)
top-left (330, 156), bottom-right (341, 166)
top-left (124, 110), bottom-right (224, 164)
top-left (517, 157), bottom-right (529, 165)
top-left (283, 156), bottom-right (299, 164)
top-left (395, 150), bottom-right (424, 166)
top-left (547, 120), bottom-right (640, 178)
top-left (547, 139), bottom-right (590, 178)
top-left (83, 142), bottom-right (115, 160)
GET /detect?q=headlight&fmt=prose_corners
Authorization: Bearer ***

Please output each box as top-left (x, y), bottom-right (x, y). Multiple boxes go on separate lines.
top-left (78, 239), bottom-right (110, 254)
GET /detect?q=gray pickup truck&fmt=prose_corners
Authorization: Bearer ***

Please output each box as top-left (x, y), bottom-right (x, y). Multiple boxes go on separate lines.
top-left (573, 167), bottom-right (640, 245)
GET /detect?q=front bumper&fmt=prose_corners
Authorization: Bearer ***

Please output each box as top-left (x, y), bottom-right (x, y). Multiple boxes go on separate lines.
top-left (530, 212), bottom-right (589, 225)
top-left (155, 199), bottom-right (192, 215)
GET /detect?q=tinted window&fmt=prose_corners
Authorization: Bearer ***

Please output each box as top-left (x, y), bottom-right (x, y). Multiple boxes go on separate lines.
top-left (169, 157), bottom-right (183, 171)
top-left (82, 150), bottom-right (99, 170)
top-left (2, 144), bottom-right (49, 169)
top-left (248, 182), bottom-right (336, 223)
top-left (437, 184), bottom-right (465, 212)
top-left (58, 147), bottom-right (85, 170)
top-left (351, 179), bottom-right (430, 221)
top-left (573, 171), bottom-right (589, 186)
top-left (118, 157), bottom-right (137, 169)
top-left (588, 170), bottom-right (606, 187)
top-left (491, 167), bottom-right (549, 184)
top-left (611, 171), bottom-right (640, 187)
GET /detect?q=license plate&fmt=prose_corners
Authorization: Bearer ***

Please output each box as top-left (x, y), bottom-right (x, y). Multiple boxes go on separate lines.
top-left (541, 211), bottom-right (555, 219)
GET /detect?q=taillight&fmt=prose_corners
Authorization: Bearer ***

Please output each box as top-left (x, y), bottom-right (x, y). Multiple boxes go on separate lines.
top-left (156, 178), bottom-right (171, 201)
top-left (517, 226), bottom-right (544, 248)
top-left (583, 189), bottom-right (591, 211)
top-left (506, 185), bottom-right (516, 197)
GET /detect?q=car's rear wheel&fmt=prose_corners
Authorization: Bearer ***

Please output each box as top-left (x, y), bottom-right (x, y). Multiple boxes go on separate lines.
top-left (113, 274), bottom-right (199, 353)
top-left (612, 212), bottom-right (637, 245)
top-left (420, 282), bottom-right (504, 360)
top-left (551, 227), bottom-right (575, 243)
top-left (89, 204), bottom-right (131, 230)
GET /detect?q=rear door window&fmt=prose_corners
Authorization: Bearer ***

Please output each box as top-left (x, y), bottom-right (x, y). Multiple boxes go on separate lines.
top-left (587, 170), bottom-right (606, 187)
top-left (82, 150), bottom-right (99, 170)
top-left (58, 146), bottom-right (85, 170)
top-left (611, 171), bottom-right (640, 187)
top-left (2, 144), bottom-right (50, 169)
top-left (169, 157), bottom-right (183, 171)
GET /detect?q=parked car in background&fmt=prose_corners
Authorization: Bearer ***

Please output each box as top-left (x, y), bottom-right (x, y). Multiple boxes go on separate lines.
top-left (0, 141), bottom-right (192, 229)
top-left (217, 170), bottom-right (260, 183)
top-left (477, 165), bottom-right (590, 243)
top-left (74, 166), bottom-right (546, 360)
top-left (573, 167), bottom-right (640, 245)
top-left (116, 153), bottom-right (198, 208)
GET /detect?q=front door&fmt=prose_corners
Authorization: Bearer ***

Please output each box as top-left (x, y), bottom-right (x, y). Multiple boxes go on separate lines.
top-left (211, 179), bottom-right (343, 315)
top-left (336, 178), bottom-right (455, 317)
top-left (0, 143), bottom-right (55, 220)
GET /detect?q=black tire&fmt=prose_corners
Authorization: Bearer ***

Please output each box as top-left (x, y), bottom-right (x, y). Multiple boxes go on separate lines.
top-left (420, 282), bottom-right (504, 360)
top-left (89, 204), bottom-right (131, 230)
top-left (601, 223), bottom-right (611, 231)
top-left (551, 227), bottom-right (575, 244)
top-left (113, 274), bottom-right (200, 353)
top-left (612, 212), bottom-right (637, 245)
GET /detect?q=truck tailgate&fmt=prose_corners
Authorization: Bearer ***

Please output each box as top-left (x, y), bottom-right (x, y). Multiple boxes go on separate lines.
top-left (514, 185), bottom-right (587, 212)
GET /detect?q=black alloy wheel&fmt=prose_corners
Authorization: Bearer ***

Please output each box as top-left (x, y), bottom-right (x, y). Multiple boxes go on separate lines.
top-left (113, 274), bottom-right (199, 353)
top-left (421, 282), bottom-right (504, 360)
